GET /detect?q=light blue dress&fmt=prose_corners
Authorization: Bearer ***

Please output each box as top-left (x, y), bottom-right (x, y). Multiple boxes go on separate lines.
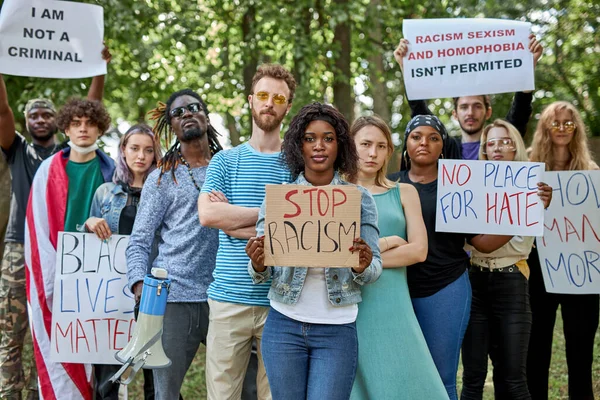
top-left (351, 185), bottom-right (448, 400)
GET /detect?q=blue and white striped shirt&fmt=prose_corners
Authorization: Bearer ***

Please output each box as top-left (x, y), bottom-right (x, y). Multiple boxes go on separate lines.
top-left (201, 142), bottom-right (291, 306)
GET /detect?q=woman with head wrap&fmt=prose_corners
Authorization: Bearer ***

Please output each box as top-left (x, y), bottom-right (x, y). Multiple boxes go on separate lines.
top-left (388, 115), bottom-right (534, 400)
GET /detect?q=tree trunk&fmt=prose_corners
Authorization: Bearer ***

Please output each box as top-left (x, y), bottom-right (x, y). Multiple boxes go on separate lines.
top-left (367, 0), bottom-right (390, 122)
top-left (332, 0), bottom-right (353, 122)
top-left (239, 4), bottom-right (257, 143)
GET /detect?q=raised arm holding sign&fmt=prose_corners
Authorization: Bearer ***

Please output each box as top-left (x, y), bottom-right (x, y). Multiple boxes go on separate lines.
top-left (400, 18), bottom-right (539, 100)
top-left (391, 23), bottom-right (542, 164)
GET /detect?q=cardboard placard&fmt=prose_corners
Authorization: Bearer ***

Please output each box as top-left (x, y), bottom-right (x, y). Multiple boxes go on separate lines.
top-left (0, 0), bottom-right (106, 78)
top-left (536, 171), bottom-right (600, 294)
top-left (402, 18), bottom-right (534, 100)
top-left (436, 159), bottom-right (545, 236)
top-left (263, 185), bottom-right (361, 267)
top-left (50, 232), bottom-right (135, 364)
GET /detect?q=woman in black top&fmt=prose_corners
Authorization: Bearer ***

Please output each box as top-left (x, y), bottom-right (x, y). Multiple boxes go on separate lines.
top-left (389, 115), bottom-right (519, 400)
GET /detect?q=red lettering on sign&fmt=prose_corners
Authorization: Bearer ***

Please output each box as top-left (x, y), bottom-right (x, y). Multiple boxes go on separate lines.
top-left (283, 190), bottom-right (301, 218)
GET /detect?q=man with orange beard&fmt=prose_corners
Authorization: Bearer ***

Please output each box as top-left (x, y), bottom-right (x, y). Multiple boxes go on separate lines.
top-left (198, 64), bottom-right (296, 400)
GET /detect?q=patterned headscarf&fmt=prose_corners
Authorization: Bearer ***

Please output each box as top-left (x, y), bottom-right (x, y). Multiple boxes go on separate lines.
top-left (404, 114), bottom-right (448, 141)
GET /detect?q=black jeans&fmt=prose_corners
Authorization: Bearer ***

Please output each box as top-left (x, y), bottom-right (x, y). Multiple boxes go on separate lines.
top-left (527, 249), bottom-right (599, 400)
top-left (461, 267), bottom-right (532, 400)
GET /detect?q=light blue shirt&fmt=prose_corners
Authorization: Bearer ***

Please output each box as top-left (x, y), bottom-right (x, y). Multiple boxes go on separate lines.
top-left (201, 143), bottom-right (292, 306)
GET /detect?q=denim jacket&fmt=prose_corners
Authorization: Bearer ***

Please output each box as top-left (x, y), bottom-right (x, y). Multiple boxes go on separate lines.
top-left (88, 181), bottom-right (159, 272)
top-left (89, 182), bottom-right (127, 232)
top-left (248, 172), bottom-right (382, 306)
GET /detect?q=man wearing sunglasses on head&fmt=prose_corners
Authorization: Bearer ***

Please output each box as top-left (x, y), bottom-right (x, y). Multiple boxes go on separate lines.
top-left (198, 64), bottom-right (296, 400)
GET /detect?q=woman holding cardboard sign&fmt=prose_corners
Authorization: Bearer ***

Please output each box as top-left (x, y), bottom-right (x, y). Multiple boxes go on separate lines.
top-left (246, 103), bottom-right (382, 400)
top-left (348, 115), bottom-right (448, 399)
top-left (461, 119), bottom-right (552, 400)
top-left (527, 102), bottom-right (599, 400)
top-left (84, 124), bottom-right (161, 400)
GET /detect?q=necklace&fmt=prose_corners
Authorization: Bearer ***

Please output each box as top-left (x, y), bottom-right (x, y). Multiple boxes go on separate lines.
top-left (178, 151), bottom-right (202, 192)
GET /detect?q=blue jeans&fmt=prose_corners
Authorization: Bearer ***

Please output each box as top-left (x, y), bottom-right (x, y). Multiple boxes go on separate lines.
top-left (412, 270), bottom-right (472, 400)
top-left (261, 307), bottom-right (358, 400)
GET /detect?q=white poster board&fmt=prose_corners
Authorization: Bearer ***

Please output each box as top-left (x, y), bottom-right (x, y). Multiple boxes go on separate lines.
top-left (536, 170), bottom-right (600, 294)
top-left (51, 232), bottom-right (135, 364)
top-left (402, 18), bottom-right (534, 100)
top-left (436, 159), bottom-right (545, 236)
top-left (0, 0), bottom-right (106, 78)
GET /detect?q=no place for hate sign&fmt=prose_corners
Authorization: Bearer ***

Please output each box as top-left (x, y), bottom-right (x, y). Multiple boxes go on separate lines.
top-left (263, 184), bottom-right (361, 268)
top-left (0, 0), bottom-right (105, 79)
top-left (402, 18), bottom-right (535, 100)
top-left (436, 159), bottom-right (545, 236)
top-left (536, 171), bottom-right (600, 294)
top-left (51, 232), bottom-right (135, 364)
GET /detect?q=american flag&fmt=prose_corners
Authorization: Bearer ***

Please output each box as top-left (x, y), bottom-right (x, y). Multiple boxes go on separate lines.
top-left (24, 151), bottom-right (93, 400)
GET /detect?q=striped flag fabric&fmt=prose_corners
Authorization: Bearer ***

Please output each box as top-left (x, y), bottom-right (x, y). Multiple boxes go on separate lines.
top-left (24, 152), bottom-right (93, 400)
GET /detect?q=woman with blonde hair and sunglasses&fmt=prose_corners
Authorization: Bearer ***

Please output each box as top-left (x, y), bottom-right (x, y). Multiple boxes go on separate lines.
top-left (527, 102), bottom-right (599, 400)
top-left (461, 119), bottom-right (552, 400)
top-left (349, 115), bottom-right (447, 400)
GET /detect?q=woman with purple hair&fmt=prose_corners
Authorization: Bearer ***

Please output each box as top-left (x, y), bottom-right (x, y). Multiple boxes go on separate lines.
top-left (85, 123), bottom-right (161, 239)
top-left (84, 123), bottom-right (161, 400)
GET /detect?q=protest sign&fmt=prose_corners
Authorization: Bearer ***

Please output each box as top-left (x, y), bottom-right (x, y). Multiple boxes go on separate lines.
top-left (536, 171), bottom-right (600, 294)
top-left (402, 18), bottom-right (534, 100)
top-left (263, 185), bottom-right (361, 267)
top-left (50, 232), bottom-right (135, 364)
top-left (0, 0), bottom-right (105, 79)
top-left (435, 159), bottom-right (545, 236)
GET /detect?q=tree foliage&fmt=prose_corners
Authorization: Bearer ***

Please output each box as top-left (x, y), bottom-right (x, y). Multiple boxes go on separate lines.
top-left (1, 0), bottom-right (599, 150)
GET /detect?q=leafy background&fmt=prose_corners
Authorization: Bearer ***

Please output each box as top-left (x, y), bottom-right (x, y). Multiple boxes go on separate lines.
top-left (0, 1), bottom-right (598, 398)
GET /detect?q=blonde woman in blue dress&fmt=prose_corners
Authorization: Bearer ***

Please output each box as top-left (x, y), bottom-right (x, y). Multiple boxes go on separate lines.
top-left (349, 115), bottom-right (448, 400)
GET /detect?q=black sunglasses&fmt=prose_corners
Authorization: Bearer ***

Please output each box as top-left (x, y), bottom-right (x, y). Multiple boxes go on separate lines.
top-left (169, 102), bottom-right (202, 119)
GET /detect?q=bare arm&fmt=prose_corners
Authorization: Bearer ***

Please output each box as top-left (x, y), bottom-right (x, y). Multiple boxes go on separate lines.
top-left (381, 184), bottom-right (428, 268)
top-left (223, 225), bottom-right (257, 240)
top-left (0, 75), bottom-right (16, 151)
top-left (87, 44), bottom-right (112, 101)
top-left (469, 234), bottom-right (513, 254)
top-left (198, 192), bottom-right (259, 230)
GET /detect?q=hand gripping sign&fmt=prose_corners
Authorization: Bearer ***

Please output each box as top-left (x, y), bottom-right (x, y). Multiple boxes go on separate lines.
top-left (263, 184), bottom-right (361, 268)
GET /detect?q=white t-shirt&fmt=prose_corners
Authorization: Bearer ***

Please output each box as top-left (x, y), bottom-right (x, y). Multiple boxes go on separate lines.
top-left (271, 268), bottom-right (358, 324)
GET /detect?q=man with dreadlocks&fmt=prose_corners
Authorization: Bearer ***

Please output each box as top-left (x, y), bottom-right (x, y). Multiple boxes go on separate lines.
top-left (125, 89), bottom-right (222, 400)
top-left (198, 64), bottom-right (296, 400)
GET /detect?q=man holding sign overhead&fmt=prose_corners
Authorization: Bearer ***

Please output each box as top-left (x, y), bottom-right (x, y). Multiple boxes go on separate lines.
top-left (394, 18), bottom-right (543, 161)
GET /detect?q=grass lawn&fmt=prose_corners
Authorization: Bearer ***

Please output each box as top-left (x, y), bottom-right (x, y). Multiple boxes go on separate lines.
top-left (18, 308), bottom-right (599, 399)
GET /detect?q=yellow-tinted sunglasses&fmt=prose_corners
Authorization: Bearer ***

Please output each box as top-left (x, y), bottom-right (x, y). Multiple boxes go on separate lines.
top-left (254, 91), bottom-right (288, 105)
